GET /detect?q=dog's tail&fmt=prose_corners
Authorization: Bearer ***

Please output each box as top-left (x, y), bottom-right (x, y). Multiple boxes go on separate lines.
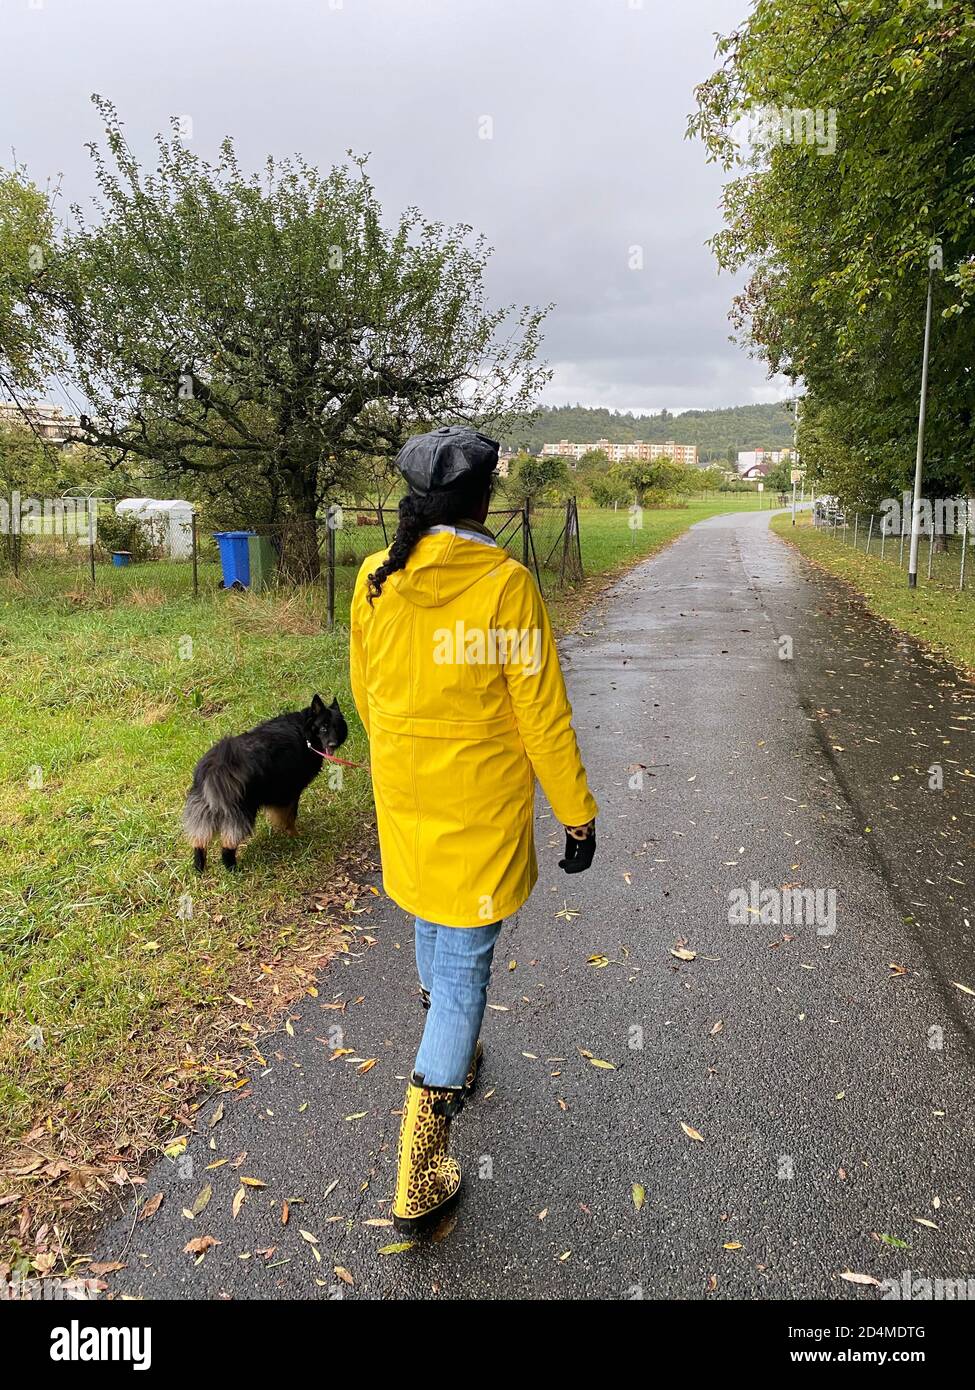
top-left (183, 744), bottom-right (253, 870)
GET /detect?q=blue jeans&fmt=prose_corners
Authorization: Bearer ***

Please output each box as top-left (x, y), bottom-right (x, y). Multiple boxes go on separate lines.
top-left (413, 916), bottom-right (503, 1089)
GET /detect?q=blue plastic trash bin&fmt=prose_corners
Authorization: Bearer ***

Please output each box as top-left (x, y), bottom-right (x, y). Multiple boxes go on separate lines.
top-left (111, 551), bottom-right (132, 567)
top-left (213, 530), bottom-right (255, 588)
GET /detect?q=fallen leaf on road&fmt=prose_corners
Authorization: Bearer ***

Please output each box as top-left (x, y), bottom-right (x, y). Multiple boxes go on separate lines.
top-left (671, 948), bottom-right (696, 961)
top-left (232, 1187), bottom-right (247, 1220)
top-left (681, 1123), bottom-right (705, 1142)
top-left (951, 981), bottom-right (975, 997)
top-left (379, 1242), bottom-right (414, 1255)
top-left (189, 1184), bottom-right (212, 1217)
top-left (840, 1270), bottom-right (881, 1287)
top-left (632, 1183), bottom-right (645, 1211)
top-left (333, 1266), bottom-right (354, 1285)
top-left (240, 1177), bottom-right (266, 1188)
top-left (139, 1193), bottom-right (163, 1222)
top-left (184, 1235), bottom-right (220, 1256)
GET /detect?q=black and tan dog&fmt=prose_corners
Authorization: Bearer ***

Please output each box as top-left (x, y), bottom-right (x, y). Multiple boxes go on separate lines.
top-left (183, 694), bottom-right (348, 871)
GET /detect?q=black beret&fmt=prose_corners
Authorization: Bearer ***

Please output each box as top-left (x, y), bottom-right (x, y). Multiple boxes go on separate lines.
top-left (395, 425), bottom-right (499, 496)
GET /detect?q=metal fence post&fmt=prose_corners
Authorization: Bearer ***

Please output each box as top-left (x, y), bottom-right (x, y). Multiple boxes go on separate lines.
top-left (191, 511), bottom-right (199, 598)
top-left (326, 512), bottom-right (335, 630)
top-left (927, 525), bottom-right (934, 581)
top-left (961, 501), bottom-right (968, 591)
top-left (867, 514), bottom-right (874, 554)
top-left (853, 514), bottom-right (859, 550)
top-left (522, 501), bottom-right (530, 568)
top-left (89, 502), bottom-right (97, 587)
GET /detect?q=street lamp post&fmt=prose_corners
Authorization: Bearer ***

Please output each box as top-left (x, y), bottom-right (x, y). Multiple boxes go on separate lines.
top-left (907, 264), bottom-right (936, 589)
top-left (791, 395), bottom-right (800, 526)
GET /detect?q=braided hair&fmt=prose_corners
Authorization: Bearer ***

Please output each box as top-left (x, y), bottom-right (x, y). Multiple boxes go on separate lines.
top-left (367, 468), bottom-right (495, 603)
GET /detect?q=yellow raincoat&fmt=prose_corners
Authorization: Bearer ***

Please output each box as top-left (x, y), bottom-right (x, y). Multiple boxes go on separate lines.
top-left (349, 526), bottom-right (597, 927)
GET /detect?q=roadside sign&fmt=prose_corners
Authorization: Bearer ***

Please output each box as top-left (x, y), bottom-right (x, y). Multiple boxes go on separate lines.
top-left (790, 469), bottom-right (802, 484)
top-left (757, 483), bottom-right (764, 492)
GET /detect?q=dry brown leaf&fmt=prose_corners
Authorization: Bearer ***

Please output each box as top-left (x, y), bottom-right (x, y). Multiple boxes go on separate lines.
top-left (184, 1235), bottom-right (220, 1255)
top-left (138, 1192), bottom-right (163, 1222)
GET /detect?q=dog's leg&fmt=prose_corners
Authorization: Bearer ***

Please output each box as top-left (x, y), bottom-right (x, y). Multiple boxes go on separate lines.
top-left (221, 844), bottom-right (238, 871)
top-left (266, 805), bottom-right (298, 836)
top-left (192, 845), bottom-right (207, 873)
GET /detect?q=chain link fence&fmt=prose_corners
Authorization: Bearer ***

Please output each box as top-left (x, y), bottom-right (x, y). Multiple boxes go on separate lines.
top-left (1, 495), bottom-right (588, 620)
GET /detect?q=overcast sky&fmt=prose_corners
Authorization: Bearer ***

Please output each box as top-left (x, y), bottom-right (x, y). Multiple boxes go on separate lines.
top-left (3, 0), bottom-right (787, 415)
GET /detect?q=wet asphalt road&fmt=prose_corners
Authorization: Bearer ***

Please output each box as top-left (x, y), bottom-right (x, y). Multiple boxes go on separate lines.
top-left (92, 508), bottom-right (975, 1300)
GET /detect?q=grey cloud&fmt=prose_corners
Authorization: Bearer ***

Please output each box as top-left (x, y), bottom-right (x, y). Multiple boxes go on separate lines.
top-left (3, 0), bottom-right (784, 412)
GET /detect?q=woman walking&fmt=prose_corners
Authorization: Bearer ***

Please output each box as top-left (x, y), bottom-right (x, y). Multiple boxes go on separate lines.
top-left (349, 425), bottom-right (597, 1233)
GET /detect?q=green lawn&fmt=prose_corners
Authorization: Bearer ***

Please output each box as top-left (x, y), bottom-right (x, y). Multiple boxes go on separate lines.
top-left (0, 577), bottom-right (373, 1162)
top-left (771, 511), bottom-right (975, 675)
top-left (0, 494), bottom-right (763, 1236)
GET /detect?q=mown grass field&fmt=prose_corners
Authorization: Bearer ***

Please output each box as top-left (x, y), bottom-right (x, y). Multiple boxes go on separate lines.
top-left (0, 494), bottom-right (763, 1249)
top-left (771, 511), bottom-right (975, 675)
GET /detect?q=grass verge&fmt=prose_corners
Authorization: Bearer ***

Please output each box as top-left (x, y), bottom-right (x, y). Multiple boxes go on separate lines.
top-left (771, 512), bottom-right (975, 675)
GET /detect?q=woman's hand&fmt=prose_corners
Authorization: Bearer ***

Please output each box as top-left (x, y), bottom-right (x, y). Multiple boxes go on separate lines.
top-left (559, 819), bottom-right (596, 874)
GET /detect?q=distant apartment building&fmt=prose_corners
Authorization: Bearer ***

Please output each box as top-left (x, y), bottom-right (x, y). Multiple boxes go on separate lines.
top-left (541, 438), bottom-right (700, 468)
top-left (0, 401), bottom-right (80, 444)
top-left (736, 447), bottom-right (796, 478)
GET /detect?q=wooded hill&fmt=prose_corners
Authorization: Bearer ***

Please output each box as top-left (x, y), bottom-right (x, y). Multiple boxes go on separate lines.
top-left (506, 401), bottom-right (796, 461)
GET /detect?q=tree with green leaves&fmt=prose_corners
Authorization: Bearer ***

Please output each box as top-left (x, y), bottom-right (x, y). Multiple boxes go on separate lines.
top-left (11, 99), bottom-right (550, 578)
top-left (624, 455), bottom-right (689, 504)
top-left (589, 464), bottom-right (631, 508)
top-left (0, 169), bottom-right (56, 406)
top-left (504, 452), bottom-right (570, 506)
top-left (689, 0), bottom-right (975, 506)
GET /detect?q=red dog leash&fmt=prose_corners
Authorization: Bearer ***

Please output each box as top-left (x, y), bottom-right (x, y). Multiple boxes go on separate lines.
top-left (306, 741), bottom-right (370, 770)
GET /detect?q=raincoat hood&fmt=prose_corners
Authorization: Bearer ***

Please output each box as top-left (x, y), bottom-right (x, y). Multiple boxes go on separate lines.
top-left (386, 529), bottom-right (506, 608)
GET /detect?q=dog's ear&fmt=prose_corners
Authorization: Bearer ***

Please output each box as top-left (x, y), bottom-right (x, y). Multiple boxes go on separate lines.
top-left (309, 693), bottom-right (326, 715)
top-left (330, 696), bottom-right (341, 711)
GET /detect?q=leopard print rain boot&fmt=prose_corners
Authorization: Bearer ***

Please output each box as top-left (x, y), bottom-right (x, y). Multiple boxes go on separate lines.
top-left (391, 1075), bottom-right (463, 1234)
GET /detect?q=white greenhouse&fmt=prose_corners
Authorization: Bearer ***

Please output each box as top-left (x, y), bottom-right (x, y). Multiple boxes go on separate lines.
top-left (115, 499), bottom-right (194, 559)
